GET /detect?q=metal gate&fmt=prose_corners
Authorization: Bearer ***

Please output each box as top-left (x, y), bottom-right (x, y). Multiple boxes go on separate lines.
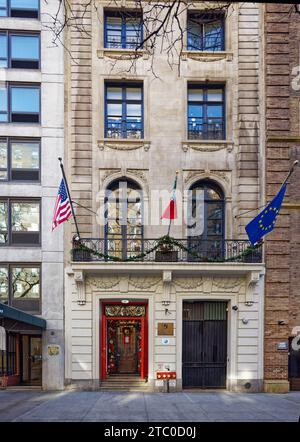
top-left (182, 301), bottom-right (227, 388)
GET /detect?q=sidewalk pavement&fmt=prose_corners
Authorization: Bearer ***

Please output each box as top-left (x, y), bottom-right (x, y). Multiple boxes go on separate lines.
top-left (0, 390), bottom-right (300, 422)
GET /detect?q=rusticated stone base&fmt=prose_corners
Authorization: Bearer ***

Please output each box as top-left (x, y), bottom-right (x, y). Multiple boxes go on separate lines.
top-left (228, 379), bottom-right (264, 393)
top-left (264, 380), bottom-right (290, 393)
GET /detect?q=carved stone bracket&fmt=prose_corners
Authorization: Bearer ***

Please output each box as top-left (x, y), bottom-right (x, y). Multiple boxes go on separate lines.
top-left (162, 271), bottom-right (172, 304)
top-left (98, 139), bottom-right (150, 151)
top-left (245, 272), bottom-right (260, 305)
top-left (74, 271), bottom-right (86, 305)
top-left (182, 141), bottom-right (234, 153)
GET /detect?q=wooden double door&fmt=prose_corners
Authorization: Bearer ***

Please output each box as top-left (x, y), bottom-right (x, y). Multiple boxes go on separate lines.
top-left (182, 301), bottom-right (228, 389)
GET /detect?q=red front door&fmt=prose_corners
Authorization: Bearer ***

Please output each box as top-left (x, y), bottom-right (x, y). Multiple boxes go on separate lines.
top-left (101, 303), bottom-right (148, 380)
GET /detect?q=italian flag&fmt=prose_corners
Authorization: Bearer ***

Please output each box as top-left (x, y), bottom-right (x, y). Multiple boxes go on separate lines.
top-left (161, 173), bottom-right (178, 219)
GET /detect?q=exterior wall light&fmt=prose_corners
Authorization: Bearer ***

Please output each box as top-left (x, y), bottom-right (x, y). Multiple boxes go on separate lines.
top-left (242, 318), bottom-right (249, 325)
top-left (121, 299), bottom-right (130, 304)
top-left (245, 301), bottom-right (254, 307)
top-left (162, 300), bottom-right (170, 306)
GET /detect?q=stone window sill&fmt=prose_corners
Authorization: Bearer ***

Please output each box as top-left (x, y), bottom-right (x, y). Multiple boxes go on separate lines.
top-left (98, 139), bottom-right (151, 151)
top-left (181, 50), bottom-right (233, 62)
top-left (182, 140), bottom-right (234, 152)
top-left (97, 48), bottom-right (149, 60)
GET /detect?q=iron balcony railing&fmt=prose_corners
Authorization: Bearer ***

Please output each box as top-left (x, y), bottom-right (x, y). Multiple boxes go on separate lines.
top-left (72, 237), bottom-right (262, 263)
top-left (188, 117), bottom-right (224, 140)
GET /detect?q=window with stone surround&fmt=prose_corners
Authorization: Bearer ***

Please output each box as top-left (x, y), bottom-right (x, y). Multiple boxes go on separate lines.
top-left (187, 11), bottom-right (225, 51)
top-left (188, 84), bottom-right (225, 140)
top-left (105, 82), bottom-right (143, 139)
top-left (104, 10), bottom-right (143, 49)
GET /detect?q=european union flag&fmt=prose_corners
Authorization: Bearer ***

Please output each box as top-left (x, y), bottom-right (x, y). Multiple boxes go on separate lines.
top-left (245, 184), bottom-right (287, 245)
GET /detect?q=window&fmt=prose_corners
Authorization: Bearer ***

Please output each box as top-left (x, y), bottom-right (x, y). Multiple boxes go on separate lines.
top-left (0, 333), bottom-right (17, 376)
top-left (0, 32), bottom-right (40, 69)
top-left (104, 11), bottom-right (143, 49)
top-left (188, 85), bottom-right (225, 140)
top-left (0, 0), bottom-right (39, 19)
top-left (187, 12), bottom-right (225, 51)
top-left (0, 199), bottom-right (40, 245)
top-left (105, 179), bottom-right (143, 260)
top-left (187, 180), bottom-right (225, 260)
top-left (105, 83), bottom-right (143, 139)
top-left (0, 83), bottom-right (40, 123)
top-left (0, 265), bottom-right (40, 313)
top-left (0, 138), bottom-right (40, 181)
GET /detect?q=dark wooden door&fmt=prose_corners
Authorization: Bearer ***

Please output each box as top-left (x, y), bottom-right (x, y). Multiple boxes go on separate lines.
top-left (182, 301), bottom-right (227, 388)
top-left (289, 337), bottom-right (300, 390)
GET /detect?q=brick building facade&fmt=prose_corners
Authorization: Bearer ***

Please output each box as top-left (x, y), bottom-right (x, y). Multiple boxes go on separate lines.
top-left (264, 3), bottom-right (300, 392)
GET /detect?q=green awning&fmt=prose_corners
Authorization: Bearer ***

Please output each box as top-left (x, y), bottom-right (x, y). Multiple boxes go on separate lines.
top-left (0, 303), bottom-right (46, 331)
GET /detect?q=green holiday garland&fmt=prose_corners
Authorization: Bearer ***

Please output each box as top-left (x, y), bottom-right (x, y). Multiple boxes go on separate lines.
top-left (72, 235), bottom-right (261, 263)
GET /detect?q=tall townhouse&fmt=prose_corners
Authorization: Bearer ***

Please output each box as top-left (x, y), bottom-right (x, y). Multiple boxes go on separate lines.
top-left (65, 1), bottom-right (265, 392)
top-left (264, 3), bottom-right (300, 393)
top-left (0, 1), bottom-right (64, 389)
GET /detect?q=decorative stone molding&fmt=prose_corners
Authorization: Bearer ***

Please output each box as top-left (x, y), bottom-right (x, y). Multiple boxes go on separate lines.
top-left (74, 271), bottom-right (86, 305)
top-left (100, 169), bottom-right (121, 185)
top-left (97, 48), bottom-right (149, 60)
top-left (173, 277), bottom-right (202, 290)
top-left (129, 275), bottom-right (160, 290)
top-left (162, 271), bottom-right (172, 304)
top-left (181, 50), bottom-right (233, 62)
top-left (202, 277), bottom-right (213, 294)
top-left (98, 139), bottom-right (150, 151)
top-left (245, 272), bottom-right (260, 304)
top-left (184, 169), bottom-right (231, 186)
top-left (126, 169), bottom-right (148, 185)
top-left (212, 277), bottom-right (244, 292)
top-left (182, 140), bottom-right (234, 153)
top-left (87, 276), bottom-right (119, 290)
top-left (119, 275), bottom-right (129, 293)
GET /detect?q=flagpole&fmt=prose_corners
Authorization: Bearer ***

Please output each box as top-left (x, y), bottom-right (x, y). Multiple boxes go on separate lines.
top-left (58, 157), bottom-right (80, 239)
top-left (235, 160), bottom-right (298, 219)
top-left (167, 171), bottom-right (179, 237)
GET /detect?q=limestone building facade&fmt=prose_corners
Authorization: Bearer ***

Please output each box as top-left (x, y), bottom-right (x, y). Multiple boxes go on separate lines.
top-left (64, 1), bottom-right (266, 392)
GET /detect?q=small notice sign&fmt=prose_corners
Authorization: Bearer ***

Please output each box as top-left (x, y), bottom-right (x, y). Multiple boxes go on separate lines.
top-left (277, 342), bottom-right (288, 350)
top-left (158, 323), bottom-right (174, 336)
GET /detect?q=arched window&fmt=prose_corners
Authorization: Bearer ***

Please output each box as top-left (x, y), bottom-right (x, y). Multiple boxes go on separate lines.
top-left (188, 180), bottom-right (225, 259)
top-left (105, 178), bottom-right (143, 259)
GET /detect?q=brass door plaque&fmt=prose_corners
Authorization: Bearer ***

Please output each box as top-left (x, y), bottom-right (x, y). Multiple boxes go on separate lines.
top-left (158, 323), bottom-right (174, 336)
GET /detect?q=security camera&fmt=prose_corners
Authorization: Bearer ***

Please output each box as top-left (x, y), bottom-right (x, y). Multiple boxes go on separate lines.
top-left (232, 305), bottom-right (238, 311)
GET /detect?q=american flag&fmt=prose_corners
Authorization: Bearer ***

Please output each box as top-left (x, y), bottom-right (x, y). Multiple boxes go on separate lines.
top-left (52, 178), bottom-right (72, 231)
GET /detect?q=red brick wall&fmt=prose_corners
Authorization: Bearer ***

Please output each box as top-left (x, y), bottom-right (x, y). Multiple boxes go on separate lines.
top-left (265, 3), bottom-right (300, 383)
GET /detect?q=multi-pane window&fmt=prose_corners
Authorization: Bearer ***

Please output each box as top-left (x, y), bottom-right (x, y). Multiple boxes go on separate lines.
top-left (0, 83), bottom-right (40, 123)
top-left (187, 12), bottom-right (225, 51)
top-left (0, 32), bottom-right (40, 69)
top-left (0, 199), bottom-right (40, 245)
top-left (105, 179), bottom-right (143, 260)
top-left (105, 83), bottom-right (143, 139)
top-left (0, 265), bottom-right (40, 313)
top-left (188, 85), bottom-right (225, 140)
top-left (104, 11), bottom-right (143, 49)
top-left (0, 0), bottom-right (39, 19)
top-left (0, 138), bottom-right (40, 181)
top-left (188, 180), bottom-right (225, 260)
